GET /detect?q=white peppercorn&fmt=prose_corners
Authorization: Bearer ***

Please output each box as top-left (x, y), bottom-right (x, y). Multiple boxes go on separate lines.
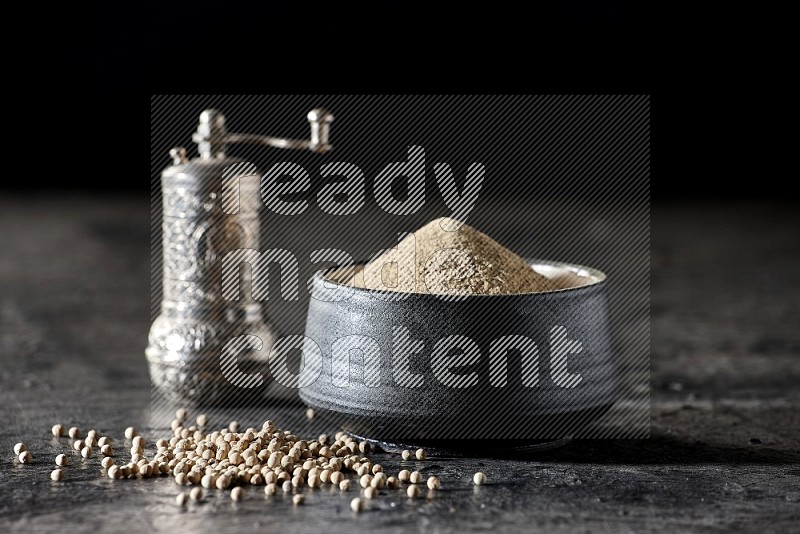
top-left (407, 485), bottom-right (421, 498)
top-left (350, 496), bottom-right (364, 512)
top-left (187, 469), bottom-right (202, 484)
top-left (330, 471), bottom-right (345, 485)
top-left (101, 445), bottom-right (113, 456)
top-left (55, 454), bottom-right (68, 466)
top-left (473, 472), bottom-right (487, 485)
top-left (101, 457), bottom-right (115, 469)
top-left (339, 479), bottom-right (352, 491)
top-left (265, 483), bottom-right (277, 495)
top-left (292, 494), bottom-right (305, 505)
top-left (359, 474), bottom-right (372, 488)
top-left (409, 471), bottom-right (422, 484)
top-left (364, 486), bottom-right (378, 499)
top-left (282, 480), bottom-right (292, 493)
top-left (52, 424), bottom-right (64, 437)
top-left (13, 443), bottom-right (27, 455)
top-left (176, 492), bottom-right (188, 507)
top-left (196, 414), bottom-right (208, 427)
top-left (108, 465), bottom-right (120, 479)
top-left (230, 486), bottom-right (244, 502)
top-left (387, 476), bottom-right (399, 490)
top-left (124, 427), bottom-right (137, 440)
top-left (175, 408), bottom-right (187, 421)
top-left (68, 427), bottom-right (81, 439)
top-left (401, 449), bottom-right (412, 460)
top-left (97, 436), bottom-right (111, 447)
top-left (415, 448), bottom-right (426, 461)
top-left (50, 468), bottom-right (63, 481)
top-left (73, 440), bottom-right (84, 451)
top-left (132, 436), bottom-right (145, 449)
top-left (426, 476), bottom-right (441, 490)
top-left (190, 487), bottom-right (204, 501)
top-left (81, 447), bottom-right (92, 459)
top-left (371, 472), bottom-right (386, 489)
top-left (398, 469), bottom-right (411, 482)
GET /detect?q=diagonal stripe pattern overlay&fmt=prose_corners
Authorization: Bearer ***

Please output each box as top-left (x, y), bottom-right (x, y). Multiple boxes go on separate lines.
top-left (150, 95), bottom-right (650, 442)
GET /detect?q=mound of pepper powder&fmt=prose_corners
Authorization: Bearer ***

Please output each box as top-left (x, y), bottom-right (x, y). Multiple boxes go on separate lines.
top-left (362, 217), bottom-right (555, 295)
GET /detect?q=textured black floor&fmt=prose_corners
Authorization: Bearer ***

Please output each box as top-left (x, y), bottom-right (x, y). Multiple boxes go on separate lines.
top-left (0, 197), bottom-right (798, 532)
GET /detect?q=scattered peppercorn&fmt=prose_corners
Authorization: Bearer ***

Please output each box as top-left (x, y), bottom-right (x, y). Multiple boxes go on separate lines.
top-left (107, 465), bottom-right (120, 479)
top-left (350, 497), bottom-right (364, 512)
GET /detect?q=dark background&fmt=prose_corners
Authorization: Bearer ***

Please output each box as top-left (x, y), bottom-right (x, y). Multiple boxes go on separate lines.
top-left (46, 0), bottom-right (657, 198)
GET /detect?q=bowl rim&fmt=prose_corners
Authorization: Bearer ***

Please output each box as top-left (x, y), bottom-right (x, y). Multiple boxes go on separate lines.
top-left (314, 257), bottom-right (607, 299)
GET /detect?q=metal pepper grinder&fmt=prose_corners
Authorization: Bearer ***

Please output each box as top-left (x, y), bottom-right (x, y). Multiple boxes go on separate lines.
top-left (147, 108), bottom-right (333, 405)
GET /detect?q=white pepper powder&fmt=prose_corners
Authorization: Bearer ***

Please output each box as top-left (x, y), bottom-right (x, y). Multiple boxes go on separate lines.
top-left (361, 218), bottom-right (555, 295)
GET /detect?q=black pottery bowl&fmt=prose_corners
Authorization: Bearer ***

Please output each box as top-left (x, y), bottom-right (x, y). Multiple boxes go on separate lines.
top-left (299, 259), bottom-right (615, 451)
